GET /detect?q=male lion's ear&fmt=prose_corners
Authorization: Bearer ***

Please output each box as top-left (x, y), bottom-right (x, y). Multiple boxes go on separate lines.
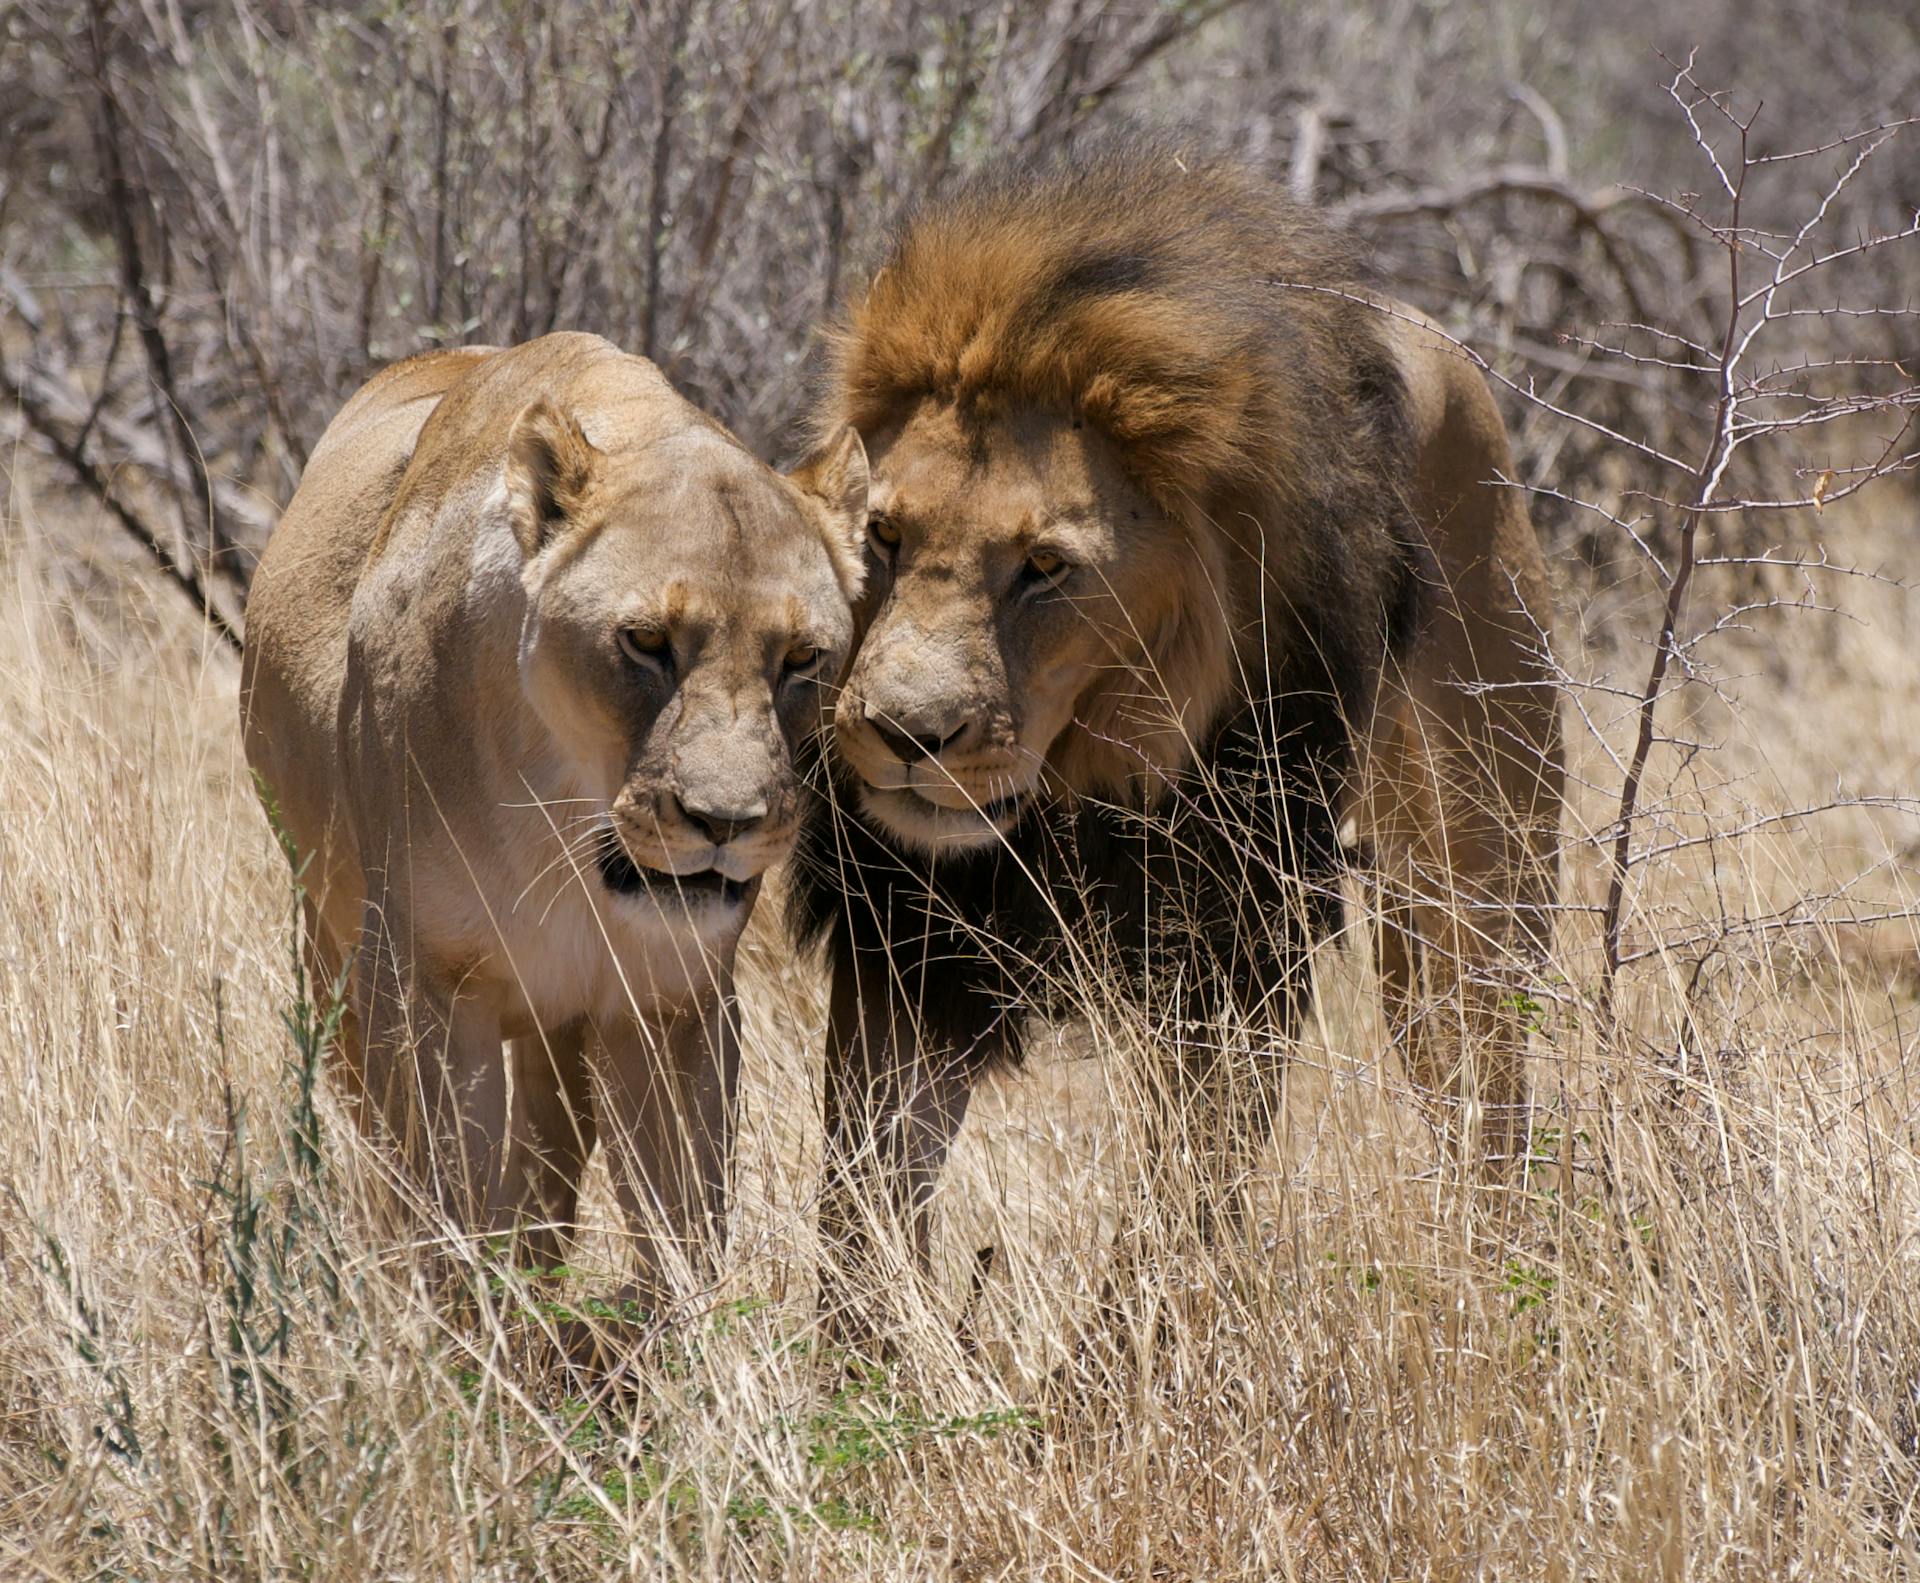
top-left (506, 398), bottom-right (596, 555)
top-left (788, 424), bottom-right (870, 598)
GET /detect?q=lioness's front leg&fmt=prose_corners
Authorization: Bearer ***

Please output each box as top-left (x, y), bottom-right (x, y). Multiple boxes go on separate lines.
top-left (355, 899), bottom-right (514, 1232)
top-left (590, 988), bottom-right (740, 1311)
top-left (505, 1018), bottom-right (596, 1269)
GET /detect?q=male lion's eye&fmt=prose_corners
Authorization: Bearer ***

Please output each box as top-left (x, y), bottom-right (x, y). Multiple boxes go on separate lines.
top-left (783, 643), bottom-right (822, 674)
top-left (1022, 549), bottom-right (1070, 588)
top-left (618, 627), bottom-right (671, 668)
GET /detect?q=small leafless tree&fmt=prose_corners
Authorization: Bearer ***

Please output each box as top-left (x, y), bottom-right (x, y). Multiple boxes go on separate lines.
top-left (1297, 55), bottom-right (1919, 1040)
top-left (1584, 59), bottom-right (1917, 1008)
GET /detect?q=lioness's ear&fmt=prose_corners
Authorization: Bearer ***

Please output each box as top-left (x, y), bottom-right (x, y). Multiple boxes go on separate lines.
top-left (506, 398), bottom-right (596, 555)
top-left (788, 424), bottom-right (870, 598)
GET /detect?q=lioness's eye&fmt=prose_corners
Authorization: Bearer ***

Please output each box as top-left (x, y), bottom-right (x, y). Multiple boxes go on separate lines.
top-left (618, 627), bottom-right (671, 667)
top-left (783, 643), bottom-right (822, 673)
top-left (867, 515), bottom-right (900, 554)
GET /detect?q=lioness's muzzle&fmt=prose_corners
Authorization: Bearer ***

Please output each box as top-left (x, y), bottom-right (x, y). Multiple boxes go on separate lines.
top-left (596, 828), bottom-right (750, 907)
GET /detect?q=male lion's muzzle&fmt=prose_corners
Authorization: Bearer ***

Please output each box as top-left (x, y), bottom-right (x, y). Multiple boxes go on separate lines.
top-left (829, 603), bottom-right (1046, 849)
top-left (832, 689), bottom-right (1040, 850)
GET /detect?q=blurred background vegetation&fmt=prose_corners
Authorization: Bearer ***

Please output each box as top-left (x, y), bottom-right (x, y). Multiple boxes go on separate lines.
top-left (3, 0), bottom-right (1914, 627)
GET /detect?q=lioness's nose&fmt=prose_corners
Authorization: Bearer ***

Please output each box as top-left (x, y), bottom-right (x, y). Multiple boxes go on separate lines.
top-left (866, 705), bottom-right (969, 763)
top-left (675, 795), bottom-right (767, 848)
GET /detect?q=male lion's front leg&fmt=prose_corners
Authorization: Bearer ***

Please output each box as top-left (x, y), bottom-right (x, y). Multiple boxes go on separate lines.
top-left (589, 989), bottom-right (740, 1316)
top-left (818, 948), bottom-right (978, 1348)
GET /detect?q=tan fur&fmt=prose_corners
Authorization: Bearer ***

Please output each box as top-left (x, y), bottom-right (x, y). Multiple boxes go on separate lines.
top-left (1356, 310), bottom-right (1565, 1161)
top-left (241, 332), bottom-right (868, 1293)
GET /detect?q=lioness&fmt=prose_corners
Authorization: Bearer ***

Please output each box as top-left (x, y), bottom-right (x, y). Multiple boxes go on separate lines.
top-left (241, 333), bottom-right (868, 1297)
top-left (789, 143), bottom-right (1565, 1284)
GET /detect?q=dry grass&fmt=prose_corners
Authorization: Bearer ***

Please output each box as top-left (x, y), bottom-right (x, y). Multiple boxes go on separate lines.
top-left (3, 450), bottom-right (1919, 1579)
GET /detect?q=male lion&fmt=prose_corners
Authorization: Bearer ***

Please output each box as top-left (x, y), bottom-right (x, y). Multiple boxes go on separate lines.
top-left (789, 144), bottom-right (1564, 1290)
top-left (241, 333), bottom-right (868, 1299)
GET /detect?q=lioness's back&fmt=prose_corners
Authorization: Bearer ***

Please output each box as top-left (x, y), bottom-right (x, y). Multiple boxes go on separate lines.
top-left (241, 346), bottom-right (498, 874)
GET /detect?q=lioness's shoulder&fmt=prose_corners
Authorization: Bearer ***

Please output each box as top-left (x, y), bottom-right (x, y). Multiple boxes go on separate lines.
top-left (313, 335), bottom-right (649, 468)
top-left (306, 345), bottom-right (501, 474)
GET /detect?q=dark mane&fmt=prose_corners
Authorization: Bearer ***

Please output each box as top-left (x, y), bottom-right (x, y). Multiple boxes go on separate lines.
top-left (788, 699), bottom-right (1350, 1068)
top-left (825, 133), bottom-right (1410, 535)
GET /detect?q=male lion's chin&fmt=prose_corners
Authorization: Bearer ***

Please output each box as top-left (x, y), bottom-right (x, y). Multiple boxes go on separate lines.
top-left (854, 784), bottom-right (1025, 856)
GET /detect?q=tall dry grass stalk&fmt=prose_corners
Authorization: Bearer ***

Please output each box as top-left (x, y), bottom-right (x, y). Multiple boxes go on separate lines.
top-left (3, 416), bottom-right (1919, 1577)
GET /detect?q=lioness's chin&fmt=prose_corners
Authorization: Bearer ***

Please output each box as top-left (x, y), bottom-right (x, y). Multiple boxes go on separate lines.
top-left (855, 784), bottom-right (1025, 856)
top-left (598, 833), bottom-right (754, 917)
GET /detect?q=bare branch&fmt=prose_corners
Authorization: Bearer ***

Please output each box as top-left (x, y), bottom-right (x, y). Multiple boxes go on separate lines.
top-left (1, 350), bottom-right (244, 652)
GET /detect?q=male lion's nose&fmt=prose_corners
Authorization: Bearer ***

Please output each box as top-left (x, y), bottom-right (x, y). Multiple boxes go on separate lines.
top-left (866, 706), bottom-right (969, 764)
top-left (675, 795), bottom-right (767, 848)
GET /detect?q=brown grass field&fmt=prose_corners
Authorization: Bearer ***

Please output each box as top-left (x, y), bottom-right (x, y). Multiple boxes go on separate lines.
top-left (2, 440), bottom-right (1917, 1579)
